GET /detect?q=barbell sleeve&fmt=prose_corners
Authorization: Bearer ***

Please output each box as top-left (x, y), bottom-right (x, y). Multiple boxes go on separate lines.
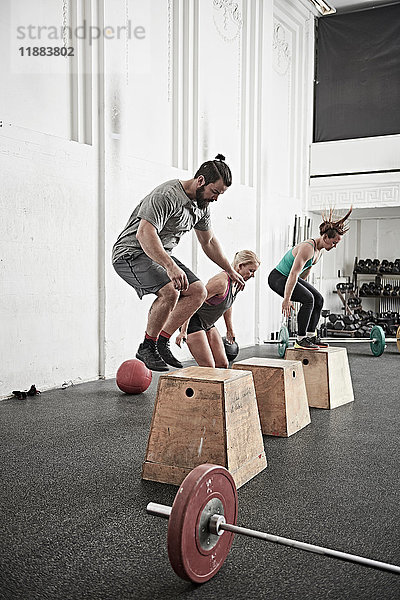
top-left (147, 502), bottom-right (172, 519)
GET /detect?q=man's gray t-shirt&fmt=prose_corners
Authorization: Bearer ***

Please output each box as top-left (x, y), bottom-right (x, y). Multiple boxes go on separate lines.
top-left (112, 179), bottom-right (211, 263)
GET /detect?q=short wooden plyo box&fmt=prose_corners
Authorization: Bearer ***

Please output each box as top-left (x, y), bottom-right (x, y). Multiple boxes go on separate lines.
top-left (142, 366), bottom-right (267, 489)
top-left (285, 347), bottom-right (354, 409)
top-left (232, 357), bottom-right (310, 437)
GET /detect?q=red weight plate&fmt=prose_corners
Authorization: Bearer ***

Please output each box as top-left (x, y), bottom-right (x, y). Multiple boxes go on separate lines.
top-left (167, 464), bottom-right (238, 584)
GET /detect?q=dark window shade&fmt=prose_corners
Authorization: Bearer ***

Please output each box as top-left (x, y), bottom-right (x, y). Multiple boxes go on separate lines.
top-left (314, 4), bottom-right (400, 142)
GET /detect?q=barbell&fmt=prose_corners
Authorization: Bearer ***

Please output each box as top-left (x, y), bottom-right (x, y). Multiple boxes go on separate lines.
top-left (265, 324), bottom-right (400, 358)
top-left (146, 464), bottom-right (400, 584)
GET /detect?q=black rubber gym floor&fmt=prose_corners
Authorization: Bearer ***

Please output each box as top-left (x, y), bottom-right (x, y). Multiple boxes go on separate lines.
top-left (1, 344), bottom-right (399, 600)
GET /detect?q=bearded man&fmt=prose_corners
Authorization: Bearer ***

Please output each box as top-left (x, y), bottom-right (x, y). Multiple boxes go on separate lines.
top-left (112, 154), bottom-right (244, 371)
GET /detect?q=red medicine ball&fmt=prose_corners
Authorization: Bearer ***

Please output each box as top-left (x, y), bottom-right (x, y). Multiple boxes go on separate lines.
top-left (116, 359), bottom-right (152, 394)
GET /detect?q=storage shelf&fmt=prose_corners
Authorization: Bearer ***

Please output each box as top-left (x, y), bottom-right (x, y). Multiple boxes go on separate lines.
top-left (354, 272), bottom-right (400, 276)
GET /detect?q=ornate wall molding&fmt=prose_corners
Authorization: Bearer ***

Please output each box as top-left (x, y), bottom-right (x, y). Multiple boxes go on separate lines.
top-left (272, 20), bottom-right (291, 75)
top-left (213, 0), bottom-right (243, 42)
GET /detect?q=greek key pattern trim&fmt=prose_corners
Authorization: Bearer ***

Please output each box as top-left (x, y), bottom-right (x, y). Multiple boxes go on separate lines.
top-left (310, 185), bottom-right (400, 207)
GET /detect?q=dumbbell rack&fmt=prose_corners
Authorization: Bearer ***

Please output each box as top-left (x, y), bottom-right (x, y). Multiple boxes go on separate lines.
top-left (353, 257), bottom-right (400, 315)
top-left (335, 284), bottom-right (357, 316)
top-left (321, 306), bottom-right (379, 339)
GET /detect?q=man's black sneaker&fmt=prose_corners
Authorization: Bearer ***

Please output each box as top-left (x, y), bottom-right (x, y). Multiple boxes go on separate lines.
top-left (294, 337), bottom-right (319, 350)
top-left (309, 335), bottom-right (329, 348)
top-left (136, 341), bottom-right (169, 372)
top-left (157, 336), bottom-right (183, 368)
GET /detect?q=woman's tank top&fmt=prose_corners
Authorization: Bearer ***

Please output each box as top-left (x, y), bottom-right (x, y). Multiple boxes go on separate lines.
top-left (275, 240), bottom-right (316, 277)
top-left (196, 277), bottom-right (237, 330)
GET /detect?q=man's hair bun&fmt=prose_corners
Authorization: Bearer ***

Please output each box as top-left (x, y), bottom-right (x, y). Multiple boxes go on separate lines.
top-left (194, 154), bottom-right (232, 186)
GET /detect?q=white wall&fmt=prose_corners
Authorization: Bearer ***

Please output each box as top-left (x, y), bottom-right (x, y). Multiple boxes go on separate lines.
top-left (0, 128), bottom-right (99, 396)
top-left (1, 0), bottom-right (71, 139)
top-left (0, 0), bottom-right (100, 398)
top-left (310, 135), bottom-right (400, 177)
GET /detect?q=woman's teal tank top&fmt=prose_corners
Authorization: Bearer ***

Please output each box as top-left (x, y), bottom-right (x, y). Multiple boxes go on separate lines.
top-left (276, 240), bottom-right (316, 277)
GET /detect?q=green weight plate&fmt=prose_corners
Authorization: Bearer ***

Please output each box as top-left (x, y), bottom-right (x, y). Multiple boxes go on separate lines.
top-left (370, 325), bottom-right (385, 357)
top-left (278, 324), bottom-right (289, 358)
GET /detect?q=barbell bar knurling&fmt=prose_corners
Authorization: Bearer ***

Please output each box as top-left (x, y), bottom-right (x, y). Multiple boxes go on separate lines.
top-left (147, 502), bottom-right (400, 576)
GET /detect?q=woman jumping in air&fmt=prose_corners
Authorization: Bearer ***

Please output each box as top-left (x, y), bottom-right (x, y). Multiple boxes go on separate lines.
top-left (268, 208), bottom-right (352, 349)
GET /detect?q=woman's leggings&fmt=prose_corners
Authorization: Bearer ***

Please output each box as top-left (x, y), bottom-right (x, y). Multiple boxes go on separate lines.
top-left (268, 268), bottom-right (324, 336)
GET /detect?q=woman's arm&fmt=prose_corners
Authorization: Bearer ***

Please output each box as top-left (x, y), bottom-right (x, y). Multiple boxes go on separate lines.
top-left (282, 245), bottom-right (313, 317)
top-left (175, 319), bottom-right (189, 347)
top-left (223, 307), bottom-right (235, 343)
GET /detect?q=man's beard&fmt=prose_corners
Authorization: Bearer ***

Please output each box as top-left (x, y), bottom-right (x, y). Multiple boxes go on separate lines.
top-left (195, 186), bottom-right (209, 210)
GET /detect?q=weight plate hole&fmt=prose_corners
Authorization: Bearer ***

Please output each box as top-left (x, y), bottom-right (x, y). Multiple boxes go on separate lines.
top-left (302, 359), bottom-right (309, 366)
top-left (185, 387), bottom-right (195, 398)
top-left (292, 371), bottom-right (296, 378)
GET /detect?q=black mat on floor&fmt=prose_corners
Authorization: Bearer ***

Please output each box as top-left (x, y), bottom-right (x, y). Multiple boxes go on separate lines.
top-left (1, 345), bottom-right (399, 600)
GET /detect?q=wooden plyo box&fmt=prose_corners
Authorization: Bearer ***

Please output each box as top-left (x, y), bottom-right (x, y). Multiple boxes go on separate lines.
top-left (142, 366), bottom-right (267, 489)
top-left (233, 357), bottom-right (310, 437)
top-left (285, 347), bottom-right (354, 409)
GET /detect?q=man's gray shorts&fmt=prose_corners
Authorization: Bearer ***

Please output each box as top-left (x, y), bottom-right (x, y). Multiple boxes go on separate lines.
top-left (113, 253), bottom-right (200, 299)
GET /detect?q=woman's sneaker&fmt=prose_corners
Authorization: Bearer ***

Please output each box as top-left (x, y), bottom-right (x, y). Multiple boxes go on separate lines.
top-left (294, 337), bottom-right (319, 350)
top-left (308, 335), bottom-right (329, 348)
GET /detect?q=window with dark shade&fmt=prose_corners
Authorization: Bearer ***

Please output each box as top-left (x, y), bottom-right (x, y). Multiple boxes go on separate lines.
top-left (314, 4), bottom-right (400, 142)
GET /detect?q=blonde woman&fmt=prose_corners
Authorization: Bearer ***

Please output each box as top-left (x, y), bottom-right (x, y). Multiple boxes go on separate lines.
top-left (176, 250), bottom-right (260, 367)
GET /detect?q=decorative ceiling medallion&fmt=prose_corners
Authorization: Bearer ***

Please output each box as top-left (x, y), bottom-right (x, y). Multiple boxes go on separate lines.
top-left (273, 21), bottom-right (291, 75)
top-left (213, 0), bottom-right (242, 42)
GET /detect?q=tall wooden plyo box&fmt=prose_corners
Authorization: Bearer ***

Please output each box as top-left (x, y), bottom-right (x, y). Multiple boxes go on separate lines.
top-left (285, 347), bottom-right (354, 409)
top-left (233, 357), bottom-right (310, 437)
top-left (142, 366), bottom-right (267, 489)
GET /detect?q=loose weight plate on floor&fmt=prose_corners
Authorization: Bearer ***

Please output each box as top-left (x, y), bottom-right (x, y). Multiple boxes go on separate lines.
top-left (167, 463), bottom-right (238, 583)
